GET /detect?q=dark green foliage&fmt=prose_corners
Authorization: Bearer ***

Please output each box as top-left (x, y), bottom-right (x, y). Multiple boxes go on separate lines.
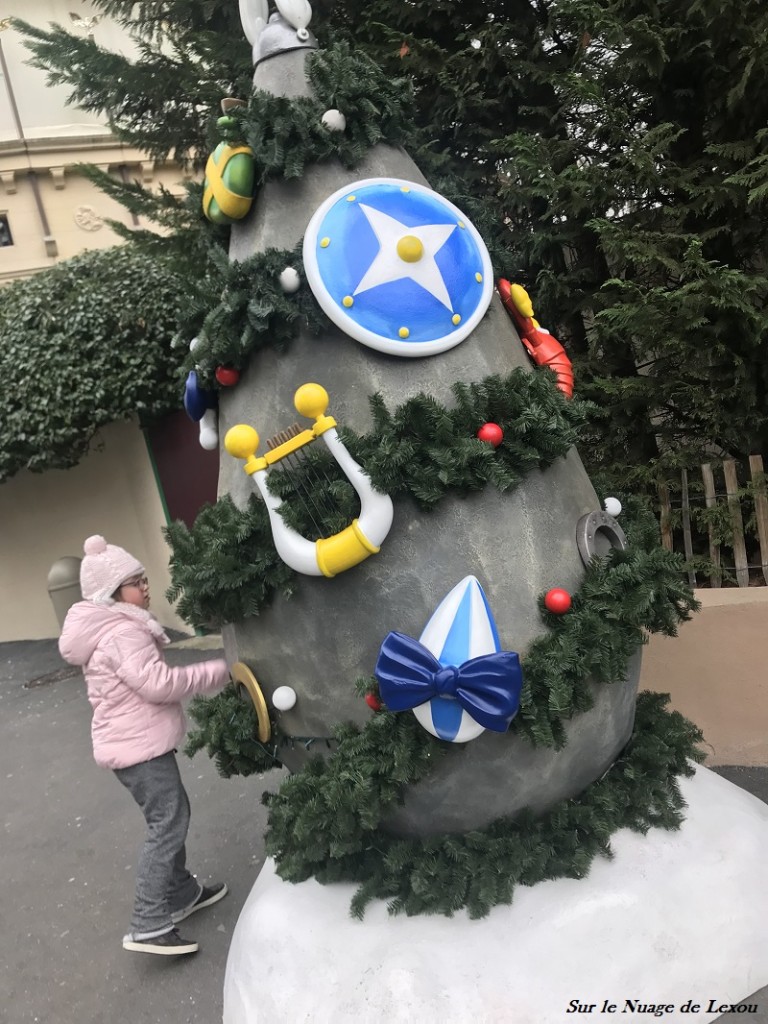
top-left (15, 3), bottom-right (252, 165)
top-left (584, 243), bottom-right (768, 488)
top-left (350, 370), bottom-right (586, 508)
top-left (185, 683), bottom-right (281, 777)
top-left (328, 0), bottom-right (768, 490)
top-left (266, 443), bottom-right (359, 541)
top-left (72, 166), bottom-right (215, 282)
top-left (165, 370), bottom-right (586, 625)
top-left (266, 712), bottom-right (443, 876)
top-left (177, 246), bottom-right (329, 381)
top-left (181, 484), bottom-right (696, 760)
top-left (264, 691), bottom-right (704, 918)
top-left (17, 1), bottom-right (768, 490)
top-left (517, 523), bottom-right (699, 748)
top-left (232, 42), bottom-right (415, 184)
top-left (164, 494), bottom-right (295, 631)
top-left (0, 247), bottom-right (188, 481)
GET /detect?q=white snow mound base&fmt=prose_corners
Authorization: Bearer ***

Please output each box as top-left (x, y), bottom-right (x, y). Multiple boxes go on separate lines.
top-left (224, 765), bottom-right (768, 1024)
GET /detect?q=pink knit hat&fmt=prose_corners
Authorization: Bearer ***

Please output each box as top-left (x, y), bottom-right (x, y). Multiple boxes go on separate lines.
top-left (80, 535), bottom-right (145, 604)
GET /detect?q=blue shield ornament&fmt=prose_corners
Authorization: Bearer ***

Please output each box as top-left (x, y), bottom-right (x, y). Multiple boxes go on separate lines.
top-left (302, 178), bottom-right (493, 357)
top-left (375, 575), bottom-right (523, 743)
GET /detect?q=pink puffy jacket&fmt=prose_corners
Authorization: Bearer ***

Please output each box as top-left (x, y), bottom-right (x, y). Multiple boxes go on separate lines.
top-left (59, 600), bottom-right (230, 770)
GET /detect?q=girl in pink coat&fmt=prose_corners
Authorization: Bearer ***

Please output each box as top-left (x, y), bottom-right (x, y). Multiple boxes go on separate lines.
top-left (59, 535), bottom-right (231, 957)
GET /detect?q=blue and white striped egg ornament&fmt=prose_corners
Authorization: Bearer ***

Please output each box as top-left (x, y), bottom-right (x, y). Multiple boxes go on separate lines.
top-left (413, 575), bottom-right (503, 743)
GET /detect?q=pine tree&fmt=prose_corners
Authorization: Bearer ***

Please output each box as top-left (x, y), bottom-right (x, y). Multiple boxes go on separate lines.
top-left (17, 1), bottom-right (252, 164)
top-left (325, 0), bottom-right (768, 488)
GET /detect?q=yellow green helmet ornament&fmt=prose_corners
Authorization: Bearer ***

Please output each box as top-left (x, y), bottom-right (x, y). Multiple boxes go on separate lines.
top-left (202, 114), bottom-right (255, 225)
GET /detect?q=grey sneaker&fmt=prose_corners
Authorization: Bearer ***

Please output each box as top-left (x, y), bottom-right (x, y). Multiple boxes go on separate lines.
top-left (123, 928), bottom-right (199, 956)
top-left (172, 882), bottom-right (228, 924)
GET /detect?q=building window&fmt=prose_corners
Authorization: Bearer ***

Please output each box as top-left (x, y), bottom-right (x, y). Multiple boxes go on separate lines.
top-left (0, 214), bottom-right (12, 247)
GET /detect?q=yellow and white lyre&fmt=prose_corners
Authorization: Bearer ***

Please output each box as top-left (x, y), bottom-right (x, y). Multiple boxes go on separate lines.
top-left (224, 383), bottom-right (394, 578)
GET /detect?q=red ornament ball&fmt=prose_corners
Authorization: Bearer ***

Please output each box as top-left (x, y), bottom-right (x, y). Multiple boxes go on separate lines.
top-left (477, 422), bottom-right (504, 448)
top-left (544, 588), bottom-right (572, 614)
top-left (215, 366), bottom-right (240, 387)
top-left (365, 693), bottom-right (383, 712)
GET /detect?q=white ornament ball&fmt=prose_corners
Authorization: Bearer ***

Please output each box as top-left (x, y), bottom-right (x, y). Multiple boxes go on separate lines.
top-left (279, 267), bottom-right (301, 293)
top-left (321, 109), bottom-right (347, 132)
top-left (604, 497), bottom-right (623, 517)
top-left (272, 686), bottom-right (297, 711)
top-left (189, 335), bottom-right (202, 354)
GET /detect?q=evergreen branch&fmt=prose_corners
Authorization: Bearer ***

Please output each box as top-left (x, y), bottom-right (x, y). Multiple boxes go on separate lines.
top-left (164, 494), bottom-right (295, 631)
top-left (177, 245), bottom-right (328, 378)
top-left (184, 683), bottom-right (281, 777)
top-left (164, 369), bottom-right (587, 627)
top-left (263, 691), bottom-right (704, 918)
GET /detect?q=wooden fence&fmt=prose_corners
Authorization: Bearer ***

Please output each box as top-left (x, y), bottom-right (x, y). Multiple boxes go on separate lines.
top-left (657, 454), bottom-right (768, 588)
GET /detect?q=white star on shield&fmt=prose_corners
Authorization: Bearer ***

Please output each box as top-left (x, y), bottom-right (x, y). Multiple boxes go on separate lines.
top-left (352, 205), bottom-right (458, 311)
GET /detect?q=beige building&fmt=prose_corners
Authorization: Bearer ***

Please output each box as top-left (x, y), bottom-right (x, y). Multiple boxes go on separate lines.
top-left (0, 2), bottom-right (203, 639)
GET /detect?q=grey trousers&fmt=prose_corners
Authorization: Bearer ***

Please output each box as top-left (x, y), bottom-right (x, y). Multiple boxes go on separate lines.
top-left (114, 750), bottom-right (201, 939)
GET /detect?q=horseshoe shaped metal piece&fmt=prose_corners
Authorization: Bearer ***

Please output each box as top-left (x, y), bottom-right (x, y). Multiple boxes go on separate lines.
top-left (576, 510), bottom-right (628, 566)
top-left (231, 661), bottom-right (271, 743)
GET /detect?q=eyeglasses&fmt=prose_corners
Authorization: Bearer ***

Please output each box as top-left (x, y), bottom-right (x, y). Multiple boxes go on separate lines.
top-left (122, 575), bottom-right (149, 590)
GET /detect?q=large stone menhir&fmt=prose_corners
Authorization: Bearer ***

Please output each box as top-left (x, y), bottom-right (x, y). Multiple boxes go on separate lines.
top-left (218, 46), bottom-right (640, 837)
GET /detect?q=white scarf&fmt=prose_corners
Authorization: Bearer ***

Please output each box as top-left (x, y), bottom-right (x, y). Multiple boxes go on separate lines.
top-left (108, 601), bottom-right (170, 646)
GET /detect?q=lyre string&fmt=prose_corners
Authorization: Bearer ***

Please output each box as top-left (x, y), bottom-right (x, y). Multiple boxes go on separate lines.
top-left (266, 425), bottom-right (339, 539)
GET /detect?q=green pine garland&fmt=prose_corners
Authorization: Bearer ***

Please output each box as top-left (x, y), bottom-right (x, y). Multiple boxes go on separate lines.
top-left (184, 683), bottom-right (279, 777)
top-left (176, 372), bottom-right (700, 918)
top-left (512, 524), bottom-right (697, 748)
top-left (215, 41), bottom-right (416, 185)
top-left (165, 368), bottom-right (586, 629)
top-left (184, 514), bottom-right (697, 769)
top-left (185, 534), bottom-right (699, 917)
top-left (178, 244), bottom-right (328, 383)
top-left (165, 493), bottom-right (295, 631)
top-left (263, 691), bottom-right (704, 919)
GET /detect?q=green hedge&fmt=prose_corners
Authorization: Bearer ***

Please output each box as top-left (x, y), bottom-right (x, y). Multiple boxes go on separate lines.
top-left (0, 246), bottom-right (191, 482)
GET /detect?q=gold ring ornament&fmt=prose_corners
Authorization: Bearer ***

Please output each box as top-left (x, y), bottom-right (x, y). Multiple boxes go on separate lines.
top-left (230, 661), bottom-right (271, 742)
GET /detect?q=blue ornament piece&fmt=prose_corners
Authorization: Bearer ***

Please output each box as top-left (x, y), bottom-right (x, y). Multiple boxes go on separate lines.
top-left (374, 575), bottom-right (522, 743)
top-left (302, 178), bottom-right (493, 357)
top-left (184, 370), bottom-right (217, 422)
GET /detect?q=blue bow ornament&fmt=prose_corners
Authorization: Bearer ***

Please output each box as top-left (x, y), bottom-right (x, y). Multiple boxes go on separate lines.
top-left (374, 631), bottom-right (523, 733)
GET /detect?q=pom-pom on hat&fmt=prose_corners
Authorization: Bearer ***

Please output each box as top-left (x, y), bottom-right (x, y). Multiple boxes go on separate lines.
top-left (80, 535), bottom-right (145, 604)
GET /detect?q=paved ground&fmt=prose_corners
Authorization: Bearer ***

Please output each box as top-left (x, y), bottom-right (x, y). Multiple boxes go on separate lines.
top-left (1, 638), bottom-right (766, 1023)
top-left (1, 638), bottom-right (288, 1024)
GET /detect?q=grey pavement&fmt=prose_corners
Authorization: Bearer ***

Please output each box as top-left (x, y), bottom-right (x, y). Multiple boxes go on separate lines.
top-left (1, 637), bottom-right (286, 1024)
top-left (1, 639), bottom-right (766, 1023)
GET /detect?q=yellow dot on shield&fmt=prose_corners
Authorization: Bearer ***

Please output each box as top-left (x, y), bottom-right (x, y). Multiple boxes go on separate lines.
top-left (399, 327), bottom-right (410, 338)
top-left (401, 186), bottom-right (411, 193)
top-left (346, 195), bottom-right (356, 202)
top-left (452, 314), bottom-right (461, 325)
top-left (397, 235), bottom-right (424, 262)
top-left (475, 272), bottom-right (483, 282)
top-left (320, 237), bottom-right (330, 248)
top-left (458, 220), bottom-right (465, 228)
top-left (342, 296), bottom-right (354, 307)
